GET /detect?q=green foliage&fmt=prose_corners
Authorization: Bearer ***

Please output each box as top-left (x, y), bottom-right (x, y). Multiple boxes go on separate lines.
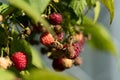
top-left (93, 1), bottom-right (100, 23)
top-left (69, 0), bottom-right (87, 17)
top-left (8, 0), bottom-right (55, 36)
top-left (100, 0), bottom-right (114, 24)
top-left (82, 17), bottom-right (117, 56)
top-left (0, 2), bottom-right (8, 13)
top-left (24, 69), bottom-right (75, 80)
top-left (0, 69), bottom-right (16, 80)
top-left (28, 0), bottom-right (50, 14)
top-left (86, 0), bottom-right (97, 8)
top-left (30, 46), bottom-right (43, 69)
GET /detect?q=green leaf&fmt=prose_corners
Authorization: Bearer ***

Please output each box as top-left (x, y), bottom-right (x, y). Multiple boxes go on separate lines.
top-left (30, 46), bottom-right (43, 68)
top-left (0, 69), bottom-right (16, 80)
top-left (8, 0), bottom-right (40, 23)
top-left (93, 1), bottom-right (100, 23)
top-left (100, 0), bottom-right (114, 24)
top-left (82, 17), bottom-right (117, 56)
top-left (0, 2), bottom-right (8, 13)
top-left (25, 69), bottom-right (75, 80)
top-left (8, 0), bottom-right (55, 36)
top-left (86, 0), bottom-right (97, 8)
top-left (69, 0), bottom-right (87, 17)
top-left (29, 0), bottom-right (50, 14)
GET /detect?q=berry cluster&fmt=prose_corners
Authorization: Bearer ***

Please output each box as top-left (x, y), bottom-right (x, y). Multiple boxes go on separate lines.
top-left (38, 13), bottom-right (86, 71)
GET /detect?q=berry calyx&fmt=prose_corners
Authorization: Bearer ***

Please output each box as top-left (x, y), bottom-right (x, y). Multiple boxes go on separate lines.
top-left (0, 15), bottom-right (3, 22)
top-left (49, 13), bottom-right (62, 25)
top-left (11, 52), bottom-right (28, 71)
top-left (0, 56), bottom-right (12, 69)
top-left (24, 27), bottom-right (31, 36)
top-left (74, 57), bottom-right (82, 66)
top-left (40, 32), bottom-right (54, 46)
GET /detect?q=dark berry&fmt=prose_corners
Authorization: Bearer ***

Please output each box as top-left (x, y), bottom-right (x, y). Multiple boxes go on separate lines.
top-left (52, 58), bottom-right (65, 71)
top-left (52, 57), bottom-right (73, 71)
top-left (49, 13), bottom-right (62, 25)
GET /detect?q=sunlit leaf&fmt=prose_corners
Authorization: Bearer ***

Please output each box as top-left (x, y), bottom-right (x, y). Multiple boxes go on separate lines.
top-left (82, 17), bottom-right (117, 56)
top-left (69, 0), bottom-right (87, 16)
top-left (25, 69), bottom-right (75, 80)
top-left (8, 0), bottom-right (55, 36)
top-left (29, 0), bottom-right (50, 14)
top-left (100, 0), bottom-right (114, 24)
top-left (93, 1), bottom-right (100, 23)
top-left (0, 69), bottom-right (16, 80)
top-left (30, 46), bottom-right (43, 68)
top-left (0, 2), bottom-right (8, 13)
top-left (86, 0), bottom-right (97, 8)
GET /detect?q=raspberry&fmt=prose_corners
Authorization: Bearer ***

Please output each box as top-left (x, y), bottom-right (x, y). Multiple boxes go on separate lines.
top-left (49, 13), bottom-right (62, 25)
top-left (56, 32), bottom-right (64, 41)
top-left (11, 52), bottom-right (28, 71)
top-left (40, 32), bottom-right (54, 46)
top-left (64, 40), bottom-right (85, 59)
top-left (64, 44), bottom-right (76, 59)
top-left (72, 42), bottom-right (81, 59)
top-left (52, 57), bottom-right (73, 71)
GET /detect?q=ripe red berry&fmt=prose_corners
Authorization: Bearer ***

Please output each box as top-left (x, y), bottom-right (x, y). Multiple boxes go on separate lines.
top-left (49, 13), bottom-right (62, 25)
top-left (40, 32), bottom-right (54, 46)
top-left (11, 52), bottom-right (28, 71)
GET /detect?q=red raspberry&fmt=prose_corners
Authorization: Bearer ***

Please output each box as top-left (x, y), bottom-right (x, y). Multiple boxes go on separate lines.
top-left (64, 40), bottom-right (85, 59)
top-left (49, 13), bottom-right (62, 25)
top-left (56, 32), bottom-right (64, 41)
top-left (11, 52), bottom-right (28, 71)
top-left (40, 32), bottom-right (54, 46)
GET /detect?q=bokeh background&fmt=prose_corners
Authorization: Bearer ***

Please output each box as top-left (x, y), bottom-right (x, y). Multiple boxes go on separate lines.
top-left (1, 0), bottom-right (120, 80)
